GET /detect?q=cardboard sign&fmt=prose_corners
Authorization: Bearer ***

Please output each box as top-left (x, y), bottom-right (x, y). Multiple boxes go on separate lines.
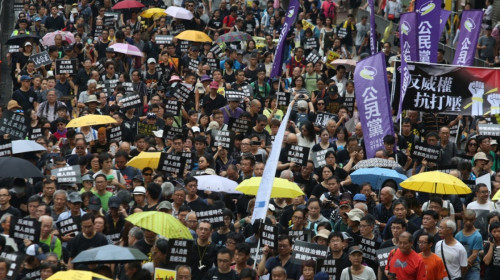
top-left (0, 252), bottom-right (24, 280)
top-left (227, 117), bottom-right (251, 134)
top-left (315, 112), bottom-right (339, 127)
top-left (164, 100), bottom-right (181, 115)
top-left (121, 94), bottom-right (142, 109)
top-left (195, 208), bottom-right (225, 228)
top-left (250, 244), bottom-right (263, 264)
top-left (210, 43), bottom-right (223, 58)
top-left (158, 153), bottom-right (187, 174)
top-left (188, 59), bottom-right (200, 72)
top-left (55, 217), bottom-right (81, 236)
top-left (316, 258), bottom-right (343, 280)
top-left (55, 59), bottom-right (77, 75)
top-left (306, 51), bottom-right (321, 64)
top-left (51, 165), bottom-right (81, 184)
top-left (163, 126), bottom-right (184, 140)
top-left (29, 127), bottom-right (42, 140)
top-left (360, 237), bottom-right (381, 264)
top-left (288, 229), bottom-right (312, 242)
top-left (137, 122), bottom-right (157, 137)
top-left (207, 58), bottom-right (219, 69)
top-left (172, 83), bottom-right (191, 102)
top-left (166, 239), bottom-right (193, 269)
top-left (212, 129), bottom-right (234, 151)
top-left (8, 45), bottom-right (20, 53)
top-left (155, 35), bottom-right (173, 45)
top-left (154, 268), bottom-right (176, 280)
top-left (411, 143), bottom-right (440, 163)
top-left (109, 126), bottom-right (122, 142)
top-left (0, 140), bottom-right (12, 157)
top-left (225, 90), bottom-right (245, 101)
top-left (311, 148), bottom-right (335, 168)
top-left (9, 217), bottom-right (40, 243)
top-left (260, 223), bottom-right (279, 250)
top-left (291, 240), bottom-right (329, 264)
top-left (286, 144), bottom-right (310, 166)
top-left (29, 51), bottom-right (52, 69)
top-left (0, 111), bottom-right (28, 140)
top-left (478, 124), bottom-right (500, 137)
top-left (376, 246), bottom-right (397, 267)
top-left (276, 91), bottom-right (290, 106)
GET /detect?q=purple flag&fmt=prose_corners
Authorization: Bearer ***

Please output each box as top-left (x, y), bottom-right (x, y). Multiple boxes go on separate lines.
top-left (439, 10), bottom-right (451, 35)
top-left (354, 53), bottom-right (394, 159)
top-left (368, 0), bottom-right (377, 55)
top-left (453, 10), bottom-right (483, 66)
top-left (270, 0), bottom-right (299, 78)
top-left (416, 0), bottom-right (442, 63)
top-left (400, 13), bottom-right (418, 62)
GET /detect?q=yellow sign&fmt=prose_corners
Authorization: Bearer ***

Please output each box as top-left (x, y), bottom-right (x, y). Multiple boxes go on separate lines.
top-left (154, 268), bottom-right (176, 280)
top-left (302, 19), bottom-right (315, 31)
top-left (327, 51), bottom-right (340, 61)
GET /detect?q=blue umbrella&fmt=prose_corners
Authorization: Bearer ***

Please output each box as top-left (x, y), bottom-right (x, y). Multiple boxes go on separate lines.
top-left (350, 167), bottom-right (407, 190)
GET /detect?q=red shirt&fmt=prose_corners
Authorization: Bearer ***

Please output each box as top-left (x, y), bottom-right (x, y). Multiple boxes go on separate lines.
top-left (386, 249), bottom-right (427, 280)
top-left (223, 15), bottom-right (236, 33)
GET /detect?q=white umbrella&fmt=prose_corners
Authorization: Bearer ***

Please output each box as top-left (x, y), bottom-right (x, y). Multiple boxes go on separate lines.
top-left (12, 140), bottom-right (46, 154)
top-left (194, 175), bottom-right (241, 194)
top-left (165, 6), bottom-right (193, 20)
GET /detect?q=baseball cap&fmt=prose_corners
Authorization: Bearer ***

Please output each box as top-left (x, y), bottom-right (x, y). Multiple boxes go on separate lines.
top-left (108, 196), bottom-right (121, 209)
top-left (88, 195), bottom-right (102, 211)
top-left (339, 200), bottom-right (351, 208)
top-left (81, 174), bottom-right (93, 182)
top-left (24, 41), bottom-right (32, 47)
top-left (353, 193), bottom-right (367, 202)
top-left (147, 112), bottom-right (157, 119)
top-left (348, 246), bottom-right (363, 255)
top-left (157, 201), bottom-right (172, 210)
top-left (68, 192), bottom-right (82, 203)
top-left (200, 75), bottom-right (212, 83)
top-left (26, 244), bottom-right (47, 260)
top-left (7, 100), bottom-right (22, 110)
top-left (20, 75), bottom-right (32, 81)
top-left (268, 204), bottom-right (275, 212)
top-left (209, 81), bottom-right (219, 89)
top-left (132, 186), bottom-right (146, 195)
top-left (147, 58), bottom-right (157, 64)
top-left (132, 175), bottom-right (144, 183)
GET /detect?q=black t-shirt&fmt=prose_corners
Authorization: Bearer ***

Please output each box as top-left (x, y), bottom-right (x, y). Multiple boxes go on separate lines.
top-left (13, 88), bottom-right (38, 112)
top-left (135, 238), bottom-right (154, 257)
top-left (484, 242), bottom-right (500, 280)
top-left (323, 252), bottom-right (351, 280)
top-left (202, 268), bottom-right (239, 280)
top-left (202, 94), bottom-right (227, 116)
top-left (188, 197), bottom-right (207, 212)
top-left (191, 242), bottom-right (218, 280)
top-left (94, 40), bottom-right (110, 61)
top-left (68, 232), bottom-right (109, 258)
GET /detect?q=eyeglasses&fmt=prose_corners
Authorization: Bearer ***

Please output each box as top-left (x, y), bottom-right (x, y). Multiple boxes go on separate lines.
top-left (143, 173), bottom-right (153, 176)
top-left (417, 241), bottom-right (427, 245)
top-left (292, 215), bottom-right (303, 220)
top-left (468, 143), bottom-right (477, 146)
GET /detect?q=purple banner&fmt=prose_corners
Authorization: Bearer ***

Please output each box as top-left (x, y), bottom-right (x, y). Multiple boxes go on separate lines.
top-left (270, 0), bottom-right (299, 78)
top-left (416, 0), bottom-right (442, 63)
top-left (368, 0), bottom-right (377, 55)
top-left (354, 53), bottom-right (394, 158)
top-left (400, 13), bottom-right (418, 62)
top-left (397, 57), bottom-right (411, 121)
top-left (453, 10), bottom-right (483, 66)
top-left (439, 10), bottom-right (451, 35)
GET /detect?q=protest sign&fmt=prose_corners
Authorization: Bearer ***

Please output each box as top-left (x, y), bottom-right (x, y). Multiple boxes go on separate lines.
top-left (306, 51), bottom-right (320, 64)
top-left (55, 59), bottom-right (77, 75)
top-left (137, 122), bottom-right (157, 137)
top-left (9, 217), bottom-right (40, 243)
top-left (225, 90), bottom-right (246, 101)
top-left (163, 126), bottom-right (184, 140)
top-left (344, 97), bottom-right (356, 113)
top-left (411, 143), bottom-right (440, 163)
top-left (172, 83), bottom-right (192, 102)
top-left (260, 223), bottom-right (279, 250)
top-left (121, 94), bottom-right (142, 109)
top-left (478, 124), bottom-right (500, 137)
top-left (51, 165), bottom-right (82, 184)
top-left (360, 237), bottom-right (381, 264)
top-left (288, 229), bottom-right (312, 242)
top-left (210, 43), bottom-right (224, 58)
top-left (195, 208), bottom-right (225, 228)
top-left (314, 112), bottom-right (339, 127)
top-left (0, 140), bottom-right (12, 157)
top-left (183, 151), bottom-right (194, 170)
top-left (154, 268), bottom-right (176, 280)
top-left (0, 111), bottom-right (28, 140)
top-left (228, 117), bottom-right (252, 134)
top-left (376, 246), bottom-right (397, 267)
top-left (188, 59), bottom-right (200, 72)
top-left (104, 11), bottom-right (120, 24)
top-left (276, 91), bottom-right (290, 106)
top-left (286, 144), bottom-right (310, 166)
top-left (250, 245), bottom-right (263, 264)
top-left (158, 153), bottom-right (187, 175)
top-left (29, 51), bottom-right (51, 69)
top-left (166, 239), bottom-right (193, 269)
top-left (206, 58), bottom-right (219, 70)
top-left (8, 45), bottom-right (20, 53)
top-left (0, 252), bottom-right (24, 280)
top-left (316, 258), bottom-right (342, 280)
top-left (180, 40), bottom-right (189, 53)
top-left (164, 100), bottom-right (181, 115)
top-left (109, 126), bottom-right (122, 142)
top-left (155, 35), bottom-right (173, 45)
top-left (95, 60), bottom-right (105, 74)
top-left (311, 148), bottom-right (335, 168)
top-left (212, 129), bottom-right (234, 151)
top-left (55, 217), bottom-right (81, 236)
top-left (291, 240), bottom-right (328, 264)
top-left (474, 209), bottom-right (490, 239)
top-left (29, 127), bottom-right (42, 140)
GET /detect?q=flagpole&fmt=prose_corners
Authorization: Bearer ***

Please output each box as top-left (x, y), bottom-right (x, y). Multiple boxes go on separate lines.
top-left (252, 227), bottom-right (262, 270)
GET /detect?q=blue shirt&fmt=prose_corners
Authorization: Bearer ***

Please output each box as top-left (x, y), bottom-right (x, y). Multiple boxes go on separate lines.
top-left (265, 255), bottom-right (301, 279)
top-left (455, 229), bottom-right (483, 265)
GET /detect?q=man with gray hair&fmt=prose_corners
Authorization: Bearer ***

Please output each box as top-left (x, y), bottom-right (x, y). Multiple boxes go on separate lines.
top-left (38, 215), bottom-right (62, 259)
top-left (435, 217), bottom-right (468, 280)
top-left (77, 79), bottom-right (98, 108)
top-left (49, 190), bottom-right (68, 221)
top-left (373, 186), bottom-right (395, 232)
top-left (128, 226), bottom-right (144, 248)
top-left (37, 89), bottom-right (67, 122)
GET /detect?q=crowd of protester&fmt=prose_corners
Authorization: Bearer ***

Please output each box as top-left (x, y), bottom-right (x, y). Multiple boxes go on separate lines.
top-left (3, 0), bottom-right (500, 280)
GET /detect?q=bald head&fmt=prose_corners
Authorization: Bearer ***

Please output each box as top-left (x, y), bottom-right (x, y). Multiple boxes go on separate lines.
top-left (286, 133), bottom-right (298, 145)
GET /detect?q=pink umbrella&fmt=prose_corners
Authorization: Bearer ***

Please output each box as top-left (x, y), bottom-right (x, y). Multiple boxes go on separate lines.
top-left (110, 43), bottom-right (144, 57)
top-left (42, 31), bottom-right (75, 46)
top-left (112, 0), bottom-right (145, 10)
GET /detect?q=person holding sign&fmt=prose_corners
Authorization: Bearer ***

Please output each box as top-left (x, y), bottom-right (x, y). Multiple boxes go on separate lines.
top-left (258, 235), bottom-right (301, 279)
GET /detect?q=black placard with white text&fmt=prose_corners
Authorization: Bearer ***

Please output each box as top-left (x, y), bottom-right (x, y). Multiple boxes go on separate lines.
top-left (212, 129), bottom-right (234, 151)
top-left (55, 59), bottom-right (77, 75)
top-left (210, 44), bottom-right (223, 58)
top-left (166, 239), bottom-right (194, 269)
top-left (0, 140), bottom-right (12, 157)
top-left (206, 58), bottom-right (219, 70)
top-left (164, 100), bottom-right (181, 115)
top-left (376, 246), bottom-right (397, 267)
top-left (158, 153), bottom-right (187, 175)
top-left (286, 144), bottom-right (310, 166)
top-left (288, 229), bottom-right (312, 242)
top-left (227, 117), bottom-right (251, 134)
top-left (163, 126), bottom-right (184, 140)
top-left (311, 148), bottom-right (335, 168)
top-left (172, 83), bottom-right (192, 102)
top-left (55, 217), bottom-right (81, 236)
top-left (314, 112), bottom-right (339, 127)
top-left (9, 217), bottom-right (40, 243)
top-left (478, 124), bottom-right (500, 137)
top-left (316, 258), bottom-right (343, 280)
top-left (29, 51), bottom-right (52, 69)
top-left (276, 91), bottom-right (290, 106)
top-left (0, 111), bottom-right (28, 140)
top-left (0, 252), bottom-right (24, 280)
top-left (306, 51), bottom-right (320, 64)
top-left (195, 208), bottom-right (225, 228)
top-left (29, 127), bottom-right (42, 140)
top-left (260, 223), bottom-right (279, 250)
top-left (109, 126), bottom-right (122, 142)
top-left (51, 165), bottom-right (82, 184)
top-left (291, 241), bottom-right (328, 264)
top-left (411, 143), bottom-right (440, 163)
top-left (188, 59), bottom-right (200, 72)
top-left (121, 94), bottom-right (142, 109)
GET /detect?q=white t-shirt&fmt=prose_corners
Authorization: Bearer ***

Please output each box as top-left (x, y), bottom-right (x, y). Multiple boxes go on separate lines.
top-left (340, 266), bottom-right (377, 280)
top-left (435, 240), bottom-right (468, 280)
top-left (467, 200), bottom-right (497, 212)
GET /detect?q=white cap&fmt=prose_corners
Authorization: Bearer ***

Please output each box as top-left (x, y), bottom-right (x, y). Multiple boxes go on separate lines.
top-left (268, 204), bottom-right (275, 212)
top-left (147, 58), bottom-right (156, 64)
top-left (132, 186), bottom-right (146, 195)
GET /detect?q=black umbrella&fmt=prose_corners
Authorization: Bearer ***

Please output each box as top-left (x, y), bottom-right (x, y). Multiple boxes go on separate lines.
top-left (6, 34), bottom-right (40, 46)
top-left (0, 157), bottom-right (43, 178)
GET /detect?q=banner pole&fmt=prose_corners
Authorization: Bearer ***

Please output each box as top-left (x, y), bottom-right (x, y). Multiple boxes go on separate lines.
top-left (253, 228), bottom-right (262, 270)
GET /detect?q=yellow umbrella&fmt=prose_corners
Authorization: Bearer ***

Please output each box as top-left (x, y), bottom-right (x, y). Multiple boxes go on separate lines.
top-left (491, 189), bottom-right (500, 201)
top-left (400, 171), bottom-right (472, 195)
top-left (126, 211), bottom-right (193, 239)
top-left (48, 270), bottom-right (112, 280)
top-left (66, 115), bottom-right (117, 128)
top-left (175, 30), bottom-right (212, 42)
top-left (140, 7), bottom-right (167, 18)
top-left (126, 152), bottom-right (162, 170)
top-left (236, 177), bottom-right (304, 198)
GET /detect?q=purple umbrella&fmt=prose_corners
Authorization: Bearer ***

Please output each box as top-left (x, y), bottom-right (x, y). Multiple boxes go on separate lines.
top-left (111, 43), bottom-right (143, 57)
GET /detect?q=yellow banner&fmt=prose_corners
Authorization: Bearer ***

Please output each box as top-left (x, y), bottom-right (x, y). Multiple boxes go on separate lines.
top-left (154, 268), bottom-right (176, 280)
